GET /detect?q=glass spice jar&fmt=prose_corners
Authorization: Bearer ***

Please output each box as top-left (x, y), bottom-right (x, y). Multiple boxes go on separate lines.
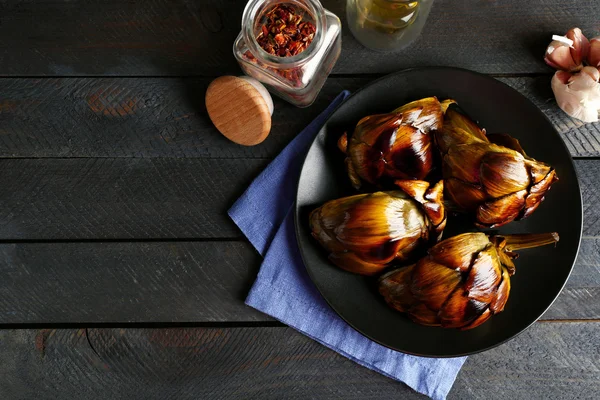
top-left (346, 0), bottom-right (434, 52)
top-left (233, 0), bottom-right (342, 108)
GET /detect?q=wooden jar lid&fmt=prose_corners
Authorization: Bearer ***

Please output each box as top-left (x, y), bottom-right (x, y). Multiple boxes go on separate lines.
top-left (205, 76), bottom-right (274, 146)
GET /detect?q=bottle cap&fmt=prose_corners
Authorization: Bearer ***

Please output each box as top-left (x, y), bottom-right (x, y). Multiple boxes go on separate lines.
top-left (205, 76), bottom-right (274, 146)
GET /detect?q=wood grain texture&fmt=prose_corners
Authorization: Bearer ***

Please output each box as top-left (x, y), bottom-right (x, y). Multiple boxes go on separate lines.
top-left (0, 158), bottom-right (595, 240)
top-left (539, 237), bottom-right (600, 320)
top-left (0, 77), bottom-right (355, 158)
top-left (0, 242), bottom-right (266, 323)
top-left (0, 158), bottom-right (267, 240)
top-left (0, 2), bottom-right (595, 397)
top-left (205, 76), bottom-right (272, 146)
top-left (0, 77), bottom-right (599, 158)
top-left (0, 238), bottom-right (597, 324)
top-left (0, 324), bottom-right (598, 399)
top-left (0, 0), bottom-right (598, 76)
top-left (498, 77), bottom-right (600, 158)
top-left (579, 160), bottom-right (600, 236)
top-left (453, 322), bottom-right (600, 399)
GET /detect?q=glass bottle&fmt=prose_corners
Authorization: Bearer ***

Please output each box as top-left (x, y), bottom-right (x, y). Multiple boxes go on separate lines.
top-left (346, 0), bottom-right (434, 52)
top-left (234, 0), bottom-right (342, 108)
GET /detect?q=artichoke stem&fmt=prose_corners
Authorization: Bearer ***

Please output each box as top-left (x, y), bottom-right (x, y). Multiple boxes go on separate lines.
top-left (500, 233), bottom-right (560, 251)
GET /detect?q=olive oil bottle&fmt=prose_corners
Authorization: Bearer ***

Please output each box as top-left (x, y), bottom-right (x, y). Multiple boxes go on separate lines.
top-left (347, 0), bottom-right (434, 51)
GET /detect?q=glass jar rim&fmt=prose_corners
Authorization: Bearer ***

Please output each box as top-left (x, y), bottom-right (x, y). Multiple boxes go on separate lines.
top-left (241, 0), bottom-right (327, 69)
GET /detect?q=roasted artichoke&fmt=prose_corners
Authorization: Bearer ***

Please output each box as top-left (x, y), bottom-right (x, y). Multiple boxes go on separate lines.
top-left (309, 180), bottom-right (446, 276)
top-left (339, 97), bottom-right (455, 189)
top-left (379, 232), bottom-right (559, 329)
top-left (436, 109), bottom-right (558, 228)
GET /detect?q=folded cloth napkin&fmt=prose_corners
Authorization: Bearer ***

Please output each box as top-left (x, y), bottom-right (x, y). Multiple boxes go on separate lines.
top-left (229, 91), bottom-right (467, 400)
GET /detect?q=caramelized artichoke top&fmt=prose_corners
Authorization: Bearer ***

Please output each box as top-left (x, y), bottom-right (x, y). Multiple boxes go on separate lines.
top-left (436, 109), bottom-right (559, 228)
top-left (379, 232), bottom-right (559, 330)
top-left (309, 180), bottom-right (446, 276)
top-left (339, 97), bottom-right (455, 189)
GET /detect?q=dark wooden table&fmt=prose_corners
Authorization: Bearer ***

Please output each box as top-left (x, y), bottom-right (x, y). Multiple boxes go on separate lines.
top-left (0, 1), bottom-right (599, 398)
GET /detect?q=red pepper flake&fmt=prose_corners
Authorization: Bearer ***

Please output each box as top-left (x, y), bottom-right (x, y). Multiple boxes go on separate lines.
top-left (242, 4), bottom-right (317, 88)
top-left (256, 4), bottom-right (316, 57)
top-left (243, 49), bottom-right (304, 88)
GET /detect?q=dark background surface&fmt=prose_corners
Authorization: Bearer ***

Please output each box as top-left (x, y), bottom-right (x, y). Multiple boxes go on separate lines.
top-left (0, 0), bottom-right (599, 398)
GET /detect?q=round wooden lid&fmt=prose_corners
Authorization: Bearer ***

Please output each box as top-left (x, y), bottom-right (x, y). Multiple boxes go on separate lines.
top-left (205, 76), bottom-right (273, 146)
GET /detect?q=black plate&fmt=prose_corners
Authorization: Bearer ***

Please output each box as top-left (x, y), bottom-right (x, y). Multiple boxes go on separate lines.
top-left (295, 67), bottom-right (582, 357)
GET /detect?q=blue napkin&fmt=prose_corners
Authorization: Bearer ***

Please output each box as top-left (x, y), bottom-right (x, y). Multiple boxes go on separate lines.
top-left (229, 91), bottom-right (467, 400)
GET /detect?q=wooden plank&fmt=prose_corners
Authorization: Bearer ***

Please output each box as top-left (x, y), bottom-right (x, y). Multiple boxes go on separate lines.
top-left (539, 238), bottom-right (600, 321)
top-left (0, 157), bottom-right (267, 240)
top-left (0, 238), bottom-right (597, 324)
top-left (0, 158), bottom-right (596, 240)
top-left (0, 241), bottom-right (266, 323)
top-left (579, 160), bottom-right (600, 237)
top-left (0, 324), bottom-right (597, 399)
top-left (453, 322), bottom-right (600, 399)
top-left (0, 77), bottom-right (357, 159)
top-left (0, 1), bottom-right (598, 76)
top-left (0, 77), bottom-right (598, 158)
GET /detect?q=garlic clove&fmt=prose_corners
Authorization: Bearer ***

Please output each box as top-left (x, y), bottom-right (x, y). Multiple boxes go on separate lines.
top-left (588, 37), bottom-right (600, 68)
top-left (545, 39), bottom-right (580, 71)
top-left (566, 27), bottom-right (590, 66)
top-left (554, 70), bottom-right (571, 85)
top-left (545, 29), bottom-right (590, 72)
top-left (551, 69), bottom-right (600, 123)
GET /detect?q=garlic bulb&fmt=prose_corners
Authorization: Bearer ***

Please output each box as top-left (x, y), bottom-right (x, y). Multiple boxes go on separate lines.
top-left (545, 28), bottom-right (600, 123)
top-left (551, 67), bottom-right (600, 123)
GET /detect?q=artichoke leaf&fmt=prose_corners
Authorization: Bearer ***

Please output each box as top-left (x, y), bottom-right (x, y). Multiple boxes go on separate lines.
top-left (465, 245), bottom-right (503, 303)
top-left (480, 151), bottom-right (530, 198)
top-left (476, 189), bottom-right (528, 228)
top-left (411, 257), bottom-right (462, 311)
top-left (426, 232), bottom-right (490, 272)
